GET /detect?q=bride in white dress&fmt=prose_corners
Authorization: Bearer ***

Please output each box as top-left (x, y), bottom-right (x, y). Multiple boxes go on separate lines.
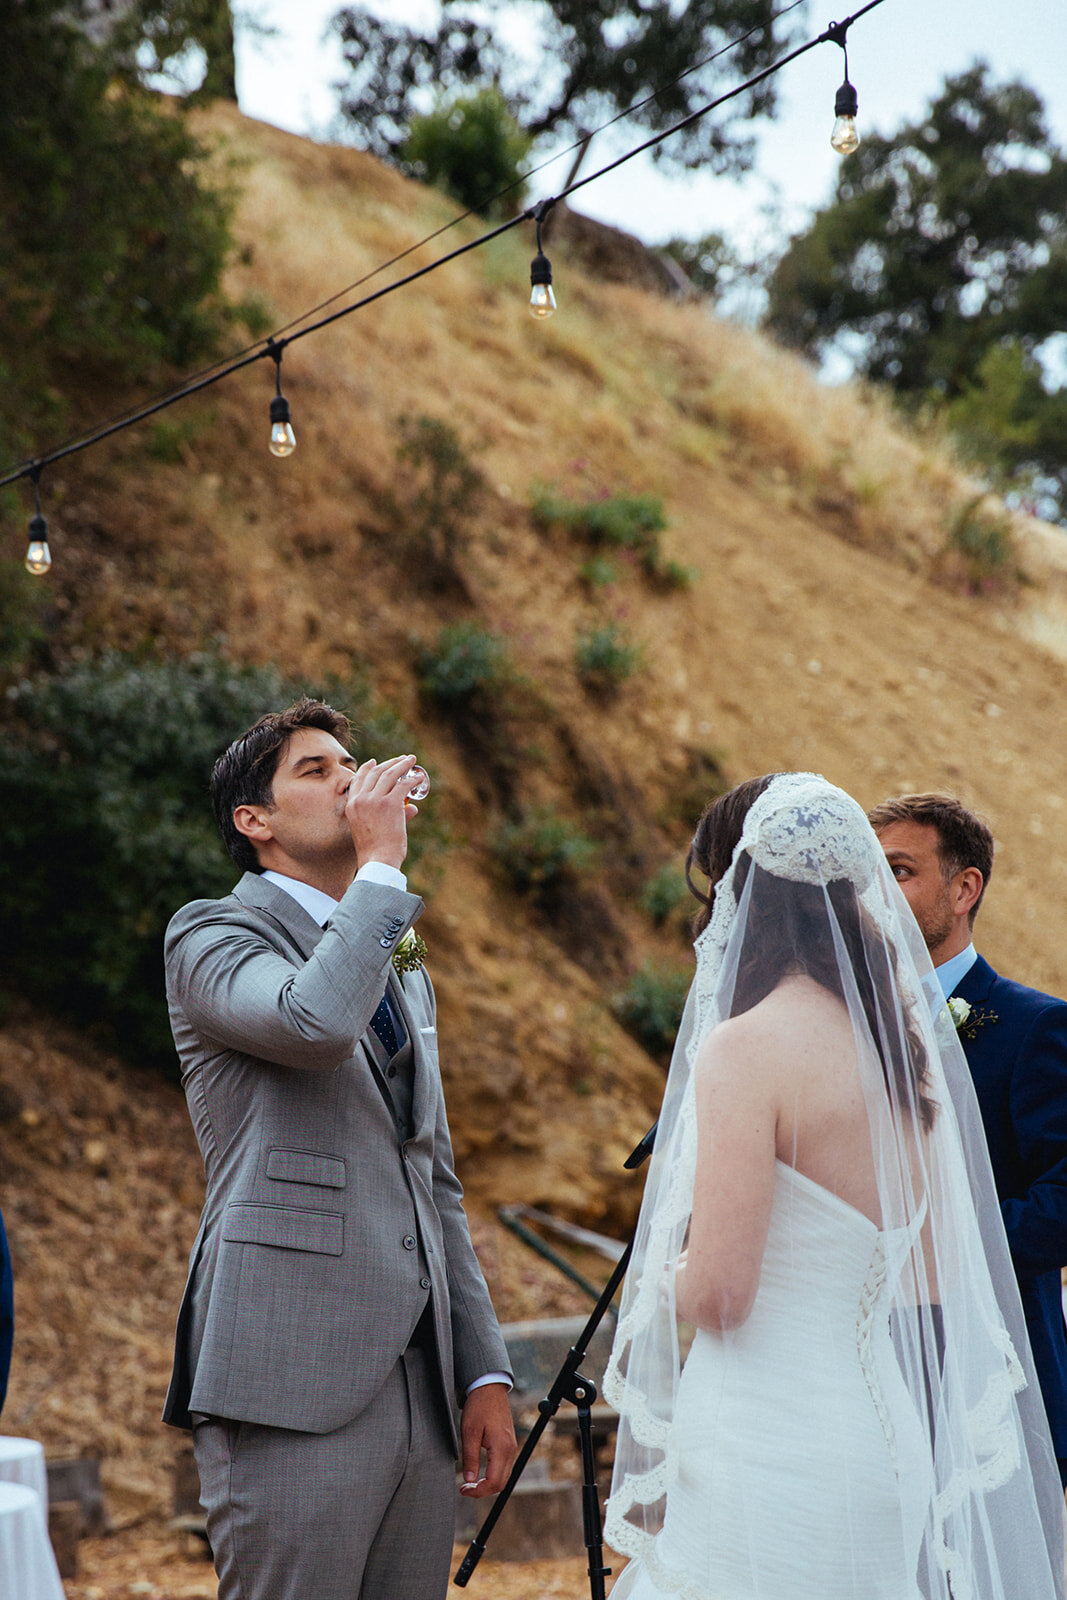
top-left (604, 774), bottom-right (1064, 1600)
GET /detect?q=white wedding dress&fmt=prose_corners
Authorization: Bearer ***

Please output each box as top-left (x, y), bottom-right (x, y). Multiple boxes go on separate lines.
top-left (610, 1160), bottom-right (932, 1600)
top-left (606, 776), bottom-right (1063, 1600)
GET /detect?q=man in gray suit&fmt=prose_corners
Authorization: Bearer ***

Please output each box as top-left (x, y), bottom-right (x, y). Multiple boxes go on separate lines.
top-left (163, 697), bottom-right (515, 1600)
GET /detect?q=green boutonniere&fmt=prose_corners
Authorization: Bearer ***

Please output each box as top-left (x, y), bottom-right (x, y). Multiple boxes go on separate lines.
top-left (392, 929), bottom-right (427, 978)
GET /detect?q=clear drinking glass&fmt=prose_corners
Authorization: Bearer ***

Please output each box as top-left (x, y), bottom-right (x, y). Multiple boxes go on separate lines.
top-left (406, 764), bottom-right (431, 801)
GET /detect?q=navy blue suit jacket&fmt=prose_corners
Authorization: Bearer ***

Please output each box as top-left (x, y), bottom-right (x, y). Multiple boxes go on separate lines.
top-left (0, 1206), bottom-right (12, 1418)
top-left (952, 953), bottom-right (1067, 1458)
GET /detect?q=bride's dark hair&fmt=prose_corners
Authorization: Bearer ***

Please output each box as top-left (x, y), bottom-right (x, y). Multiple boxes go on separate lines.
top-left (686, 776), bottom-right (936, 1131)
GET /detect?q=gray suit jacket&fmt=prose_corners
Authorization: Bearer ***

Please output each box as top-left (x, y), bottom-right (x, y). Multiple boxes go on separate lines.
top-left (162, 871), bottom-right (509, 1445)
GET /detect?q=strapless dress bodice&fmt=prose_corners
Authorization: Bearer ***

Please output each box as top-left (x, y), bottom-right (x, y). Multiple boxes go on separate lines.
top-left (610, 1159), bottom-right (931, 1600)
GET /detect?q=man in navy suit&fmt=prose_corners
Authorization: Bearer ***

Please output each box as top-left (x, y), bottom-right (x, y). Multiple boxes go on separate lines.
top-left (870, 792), bottom-right (1067, 1486)
top-left (0, 1206), bottom-right (12, 1417)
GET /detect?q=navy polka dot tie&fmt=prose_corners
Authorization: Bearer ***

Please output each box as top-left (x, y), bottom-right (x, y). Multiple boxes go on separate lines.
top-left (370, 994), bottom-right (399, 1056)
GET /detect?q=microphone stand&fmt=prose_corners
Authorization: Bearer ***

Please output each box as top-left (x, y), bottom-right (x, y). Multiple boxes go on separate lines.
top-left (454, 1121), bottom-right (658, 1597)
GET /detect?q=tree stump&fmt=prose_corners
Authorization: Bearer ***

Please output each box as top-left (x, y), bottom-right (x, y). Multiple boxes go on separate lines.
top-left (48, 1499), bottom-right (83, 1579)
top-left (45, 1456), bottom-right (108, 1536)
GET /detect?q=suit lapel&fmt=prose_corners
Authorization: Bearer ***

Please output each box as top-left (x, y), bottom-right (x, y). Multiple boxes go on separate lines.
top-left (232, 872), bottom-right (325, 960)
top-left (952, 953), bottom-right (998, 1008)
top-left (948, 954), bottom-right (1003, 1076)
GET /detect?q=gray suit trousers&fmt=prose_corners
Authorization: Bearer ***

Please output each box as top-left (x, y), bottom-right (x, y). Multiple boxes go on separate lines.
top-left (193, 1345), bottom-right (457, 1600)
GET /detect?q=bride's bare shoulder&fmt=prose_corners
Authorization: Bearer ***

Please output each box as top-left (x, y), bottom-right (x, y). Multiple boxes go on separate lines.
top-left (695, 976), bottom-right (848, 1079)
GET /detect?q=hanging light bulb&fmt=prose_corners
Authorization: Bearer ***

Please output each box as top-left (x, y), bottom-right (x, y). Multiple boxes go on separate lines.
top-left (528, 203), bottom-right (557, 318)
top-left (831, 77), bottom-right (860, 155)
top-left (267, 341), bottom-right (296, 456)
top-left (24, 469), bottom-right (52, 576)
top-left (26, 512), bottom-right (51, 576)
top-left (269, 393), bottom-right (296, 456)
top-left (529, 252), bottom-right (556, 319)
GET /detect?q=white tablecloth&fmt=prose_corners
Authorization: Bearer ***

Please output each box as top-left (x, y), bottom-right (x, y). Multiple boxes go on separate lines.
top-left (0, 1482), bottom-right (64, 1600)
top-left (0, 1437), bottom-right (49, 1506)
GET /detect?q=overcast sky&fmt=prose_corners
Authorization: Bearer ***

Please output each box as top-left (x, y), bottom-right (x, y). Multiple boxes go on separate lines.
top-left (234, 0), bottom-right (1067, 261)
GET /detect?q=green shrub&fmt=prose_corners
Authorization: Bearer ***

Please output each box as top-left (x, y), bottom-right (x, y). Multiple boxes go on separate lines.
top-left (575, 623), bottom-right (642, 691)
top-left (0, 651), bottom-right (408, 1072)
top-left (613, 964), bottom-right (691, 1063)
top-left (652, 557), bottom-right (697, 589)
top-left (578, 555), bottom-right (618, 591)
top-left (396, 414), bottom-right (484, 565)
top-left (533, 488), bottom-right (694, 586)
top-left (491, 810), bottom-right (599, 893)
top-left (400, 88), bottom-right (530, 217)
top-left (417, 624), bottom-right (509, 703)
top-left (640, 864), bottom-right (690, 925)
top-left (579, 495), bottom-right (666, 551)
top-left (147, 412), bottom-right (215, 464)
top-left (943, 496), bottom-right (1022, 592)
top-left (533, 489), bottom-right (667, 554)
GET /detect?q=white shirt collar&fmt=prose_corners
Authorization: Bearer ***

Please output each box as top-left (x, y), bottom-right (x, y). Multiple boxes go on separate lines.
top-left (934, 942), bottom-right (978, 1000)
top-left (262, 871), bottom-right (338, 928)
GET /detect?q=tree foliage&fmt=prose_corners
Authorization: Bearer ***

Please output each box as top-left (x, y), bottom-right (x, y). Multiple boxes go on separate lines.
top-left (331, 0), bottom-right (799, 183)
top-left (765, 66), bottom-right (1067, 513)
top-left (662, 230), bottom-right (757, 303)
top-left (111, 0), bottom-right (238, 101)
top-left (400, 88), bottom-right (531, 215)
top-left (0, 0), bottom-right (244, 428)
top-left (0, 651), bottom-right (408, 1073)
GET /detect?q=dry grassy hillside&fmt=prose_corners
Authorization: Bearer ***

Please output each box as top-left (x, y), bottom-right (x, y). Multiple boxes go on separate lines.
top-left (5, 101), bottom-right (1067, 1543)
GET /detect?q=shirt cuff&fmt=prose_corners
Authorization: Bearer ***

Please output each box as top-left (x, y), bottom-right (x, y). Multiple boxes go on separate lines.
top-left (356, 861), bottom-right (408, 893)
top-left (467, 1371), bottom-right (512, 1394)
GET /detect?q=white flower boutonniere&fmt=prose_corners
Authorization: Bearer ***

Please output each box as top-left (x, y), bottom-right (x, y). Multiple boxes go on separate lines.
top-left (947, 996), bottom-right (972, 1031)
top-left (948, 995), bottom-right (999, 1041)
top-left (392, 929), bottom-right (428, 979)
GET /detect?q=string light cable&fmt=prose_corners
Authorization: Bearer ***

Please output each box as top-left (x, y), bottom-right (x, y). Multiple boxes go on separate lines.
top-left (267, 0), bottom-right (814, 343)
top-left (1, 0), bottom-right (812, 486)
top-left (2, 0), bottom-right (886, 538)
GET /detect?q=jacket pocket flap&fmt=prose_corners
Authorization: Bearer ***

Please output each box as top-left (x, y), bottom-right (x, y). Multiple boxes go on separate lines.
top-left (222, 1203), bottom-right (344, 1255)
top-left (266, 1148), bottom-right (347, 1189)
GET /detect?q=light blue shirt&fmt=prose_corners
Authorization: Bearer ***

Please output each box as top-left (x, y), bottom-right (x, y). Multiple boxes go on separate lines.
top-left (935, 943), bottom-right (978, 1000)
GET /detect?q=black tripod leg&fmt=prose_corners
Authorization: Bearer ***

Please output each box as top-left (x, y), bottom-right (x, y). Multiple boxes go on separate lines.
top-left (454, 1242), bottom-right (633, 1588)
top-left (454, 1122), bottom-right (655, 1590)
top-left (574, 1383), bottom-right (611, 1600)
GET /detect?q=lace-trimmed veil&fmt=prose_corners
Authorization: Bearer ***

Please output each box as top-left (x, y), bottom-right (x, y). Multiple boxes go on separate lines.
top-left (604, 773), bottom-right (1063, 1600)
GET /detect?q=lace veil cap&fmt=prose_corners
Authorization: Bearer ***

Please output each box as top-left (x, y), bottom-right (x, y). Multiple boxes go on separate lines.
top-left (687, 772), bottom-right (890, 1069)
top-left (603, 772), bottom-right (1064, 1600)
top-left (739, 770), bottom-right (882, 887)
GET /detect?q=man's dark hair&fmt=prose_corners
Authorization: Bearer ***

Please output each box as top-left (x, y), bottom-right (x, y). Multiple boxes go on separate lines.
top-left (211, 698), bottom-right (352, 875)
top-left (867, 793), bottom-right (995, 925)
